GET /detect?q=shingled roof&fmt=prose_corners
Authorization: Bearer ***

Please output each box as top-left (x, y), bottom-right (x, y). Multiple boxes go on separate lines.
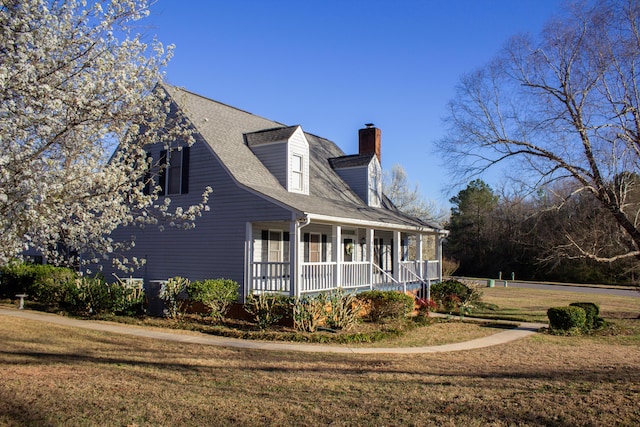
top-left (161, 84), bottom-right (441, 232)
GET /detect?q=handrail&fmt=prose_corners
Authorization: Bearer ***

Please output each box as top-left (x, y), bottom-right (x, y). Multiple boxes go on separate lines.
top-left (372, 263), bottom-right (399, 284)
top-left (399, 262), bottom-right (427, 285)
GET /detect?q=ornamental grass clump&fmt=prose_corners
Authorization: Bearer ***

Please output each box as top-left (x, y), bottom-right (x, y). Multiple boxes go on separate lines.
top-left (245, 293), bottom-right (290, 329)
top-left (160, 276), bottom-right (190, 319)
top-left (325, 289), bottom-right (361, 331)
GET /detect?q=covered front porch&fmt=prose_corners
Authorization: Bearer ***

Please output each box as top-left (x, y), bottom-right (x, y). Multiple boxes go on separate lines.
top-left (244, 217), bottom-right (446, 299)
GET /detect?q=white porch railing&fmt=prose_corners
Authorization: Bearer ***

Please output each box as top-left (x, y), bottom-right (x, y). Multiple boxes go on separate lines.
top-left (249, 259), bottom-right (440, 295)
top-left (301, 262), bottom-right (335, 292)
top-left (251, 262), bottom-right (290, 293)
top-left (341, 262), bottom-right (370, 288)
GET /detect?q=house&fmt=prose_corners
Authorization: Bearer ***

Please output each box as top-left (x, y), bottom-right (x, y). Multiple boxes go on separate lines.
top-left (99, 84), bottom-right (448, 301)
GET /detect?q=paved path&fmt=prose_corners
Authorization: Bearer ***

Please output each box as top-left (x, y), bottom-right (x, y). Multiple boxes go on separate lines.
top-left (0, 308), bottom-right (546, 354)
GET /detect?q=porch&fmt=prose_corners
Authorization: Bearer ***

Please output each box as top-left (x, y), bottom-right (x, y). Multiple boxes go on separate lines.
top-left (245, 220), bottom-right (445, 298)
top-left (250, 259), bottom-right (441, 295)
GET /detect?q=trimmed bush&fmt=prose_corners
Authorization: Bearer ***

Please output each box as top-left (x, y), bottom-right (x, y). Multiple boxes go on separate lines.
top-left (547, 306), bottom-right (587, 332)
top-left (569, 302), bottom-right (603, 330)
top-left (356, 290), bottom-right (414, 322)
top-left (187, 279), bottom-right (239, 321)
top-left (63, 276), bottom-right (145, 316)
top-left (0, 261), bottom-right (76, 305)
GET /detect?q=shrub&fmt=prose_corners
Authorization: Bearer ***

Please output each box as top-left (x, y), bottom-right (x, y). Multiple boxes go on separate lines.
top-left (188, 279), bottom-right (239, 322)
top-left (292, 294), bottom-right (327, 333)
top-left (415, 297), bottom-right (437, 318)
top-left (245, 293), bottom-right (290, 329)
top-left (0, 261), bottom-right (76, 305)
top-left (325, 289), bottom-right (361, 331)
top-left (569, 302), bottom-right (603, 330)
top-left (64, 276), bottom-right (145, 316)
top-left (430, 279), bottom-right (482, 314)
top-left (160, 276), bottom-right (190, 319)
top-left (547, 306), bottom-right (587, 333)
top-left (356, 290), bottom-right (414, 322)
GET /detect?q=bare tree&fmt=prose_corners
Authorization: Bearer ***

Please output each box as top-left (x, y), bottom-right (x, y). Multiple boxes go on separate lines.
top-left (383, 164), bottom-right (447, 226)
top-left (439, 0), bottom-right (640, 263)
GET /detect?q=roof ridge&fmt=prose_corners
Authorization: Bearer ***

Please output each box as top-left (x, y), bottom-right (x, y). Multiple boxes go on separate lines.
top-left (161, 83), bottom-right (287, 127)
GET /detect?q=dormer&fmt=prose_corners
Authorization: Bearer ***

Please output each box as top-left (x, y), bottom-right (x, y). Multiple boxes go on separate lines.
top-left (245, 125), bottom-right (310, 194)
top-left (329, 124), bottom-right (383, 207)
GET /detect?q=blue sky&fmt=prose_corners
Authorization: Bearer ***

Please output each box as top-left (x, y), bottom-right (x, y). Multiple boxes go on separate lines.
top-left (145, 0), bottom-right (564, 207)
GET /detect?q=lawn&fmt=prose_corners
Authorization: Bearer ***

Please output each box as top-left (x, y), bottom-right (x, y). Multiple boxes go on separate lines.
top-left (0, 287), bottom-right (639, 426)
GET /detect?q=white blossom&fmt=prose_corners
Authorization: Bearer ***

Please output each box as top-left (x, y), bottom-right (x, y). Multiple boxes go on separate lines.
top-left (0, 0), bottom-right (209, 269)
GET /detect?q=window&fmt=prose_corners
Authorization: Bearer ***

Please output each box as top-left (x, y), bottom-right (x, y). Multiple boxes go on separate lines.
top-left (291, 154), bottom-right (303, 191)
top-left (308, 233), bottom-right (321, 263)
top-left (303, 233), bottom-right (327, 262)
top-left (268, 230), bottom-right (283, 262)
top-left (159, 147), bottom-right (190, 196)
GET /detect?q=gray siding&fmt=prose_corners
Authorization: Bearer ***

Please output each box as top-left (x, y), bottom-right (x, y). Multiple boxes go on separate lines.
top-left (250, 142), bottom-right (288, 189)
top-left (99, 136), bottom-right (292, 290)
top-left (334, 166), bottom-right (369, 204)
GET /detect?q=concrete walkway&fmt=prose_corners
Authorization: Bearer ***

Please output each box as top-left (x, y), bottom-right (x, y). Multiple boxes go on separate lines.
top-left (0, 307), bottom-right (546, 354)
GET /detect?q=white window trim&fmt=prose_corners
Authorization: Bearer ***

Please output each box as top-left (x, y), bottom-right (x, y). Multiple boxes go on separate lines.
top-left (268, 230), bottom-right (284, 263)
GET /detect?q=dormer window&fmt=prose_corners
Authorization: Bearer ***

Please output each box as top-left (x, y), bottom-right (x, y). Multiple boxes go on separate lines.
top-left (246, 125), bottom-right (309, 195)
top-left (291, 154), bottom-right (304, 191)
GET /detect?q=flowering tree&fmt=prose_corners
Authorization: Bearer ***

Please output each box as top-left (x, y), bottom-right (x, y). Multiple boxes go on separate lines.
top-left (0, 0), bottom-right (210, 269)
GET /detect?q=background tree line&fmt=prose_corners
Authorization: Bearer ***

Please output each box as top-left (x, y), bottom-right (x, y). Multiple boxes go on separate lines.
top-left (444, 179), bottom-right (640, 285)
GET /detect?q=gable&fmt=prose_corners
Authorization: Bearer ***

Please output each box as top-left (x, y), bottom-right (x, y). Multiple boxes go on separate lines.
top-left (160, 85), bottom-right (440, 232)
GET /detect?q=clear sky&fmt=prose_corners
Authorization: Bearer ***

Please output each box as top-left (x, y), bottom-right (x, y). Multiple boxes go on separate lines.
top-left (144, 0), bottom-right (565, 207)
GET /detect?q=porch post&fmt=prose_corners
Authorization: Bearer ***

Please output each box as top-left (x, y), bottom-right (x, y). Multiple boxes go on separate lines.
top-left (366, 228), bottom-right (374, 289)
top-left (416, 233), bottom-right (424, 278)
top-left (290, 220), bottom-right (299, 298)
top-left (244, 222), bottom-right (252, 303)
top-left (393, 230), bottom-right (402, 291)
top-left (333, 225), bottom-right (342, 288)
top-left (437, 233), bottom-right (444, 282)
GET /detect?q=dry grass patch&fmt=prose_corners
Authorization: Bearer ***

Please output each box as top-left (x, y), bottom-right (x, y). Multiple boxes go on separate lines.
top-left (475, 287), bottom-right (640, 322)
top-left (1, 313), bottom-right (639, 426)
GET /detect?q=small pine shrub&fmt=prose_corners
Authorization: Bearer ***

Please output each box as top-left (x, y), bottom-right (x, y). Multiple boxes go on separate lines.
top-left (547, 306), bottom-right (587, 333)
top-left (356, 290), bottom-right (414, 322)
top-left (188, 279), bottom-right (239, 322)
top-left (245, 293), bottom-right (290, 329)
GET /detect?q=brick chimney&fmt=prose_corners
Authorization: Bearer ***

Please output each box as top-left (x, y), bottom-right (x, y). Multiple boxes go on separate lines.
top-left (358, 123), bottom-right (381, 163)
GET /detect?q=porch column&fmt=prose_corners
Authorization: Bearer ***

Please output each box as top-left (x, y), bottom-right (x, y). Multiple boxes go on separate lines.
top-left (366, 228), bottom-right (374, 289)
top-left (436, 233), bottom-right (444, 282)
top-left (393, 230), bottom-right (401, 287)
top-left (333, 225), bottom-right (342, 288)
top-left (290, 220), bottom-right (299, 298)
top-left (416, 233), bottom-right (424, 278)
